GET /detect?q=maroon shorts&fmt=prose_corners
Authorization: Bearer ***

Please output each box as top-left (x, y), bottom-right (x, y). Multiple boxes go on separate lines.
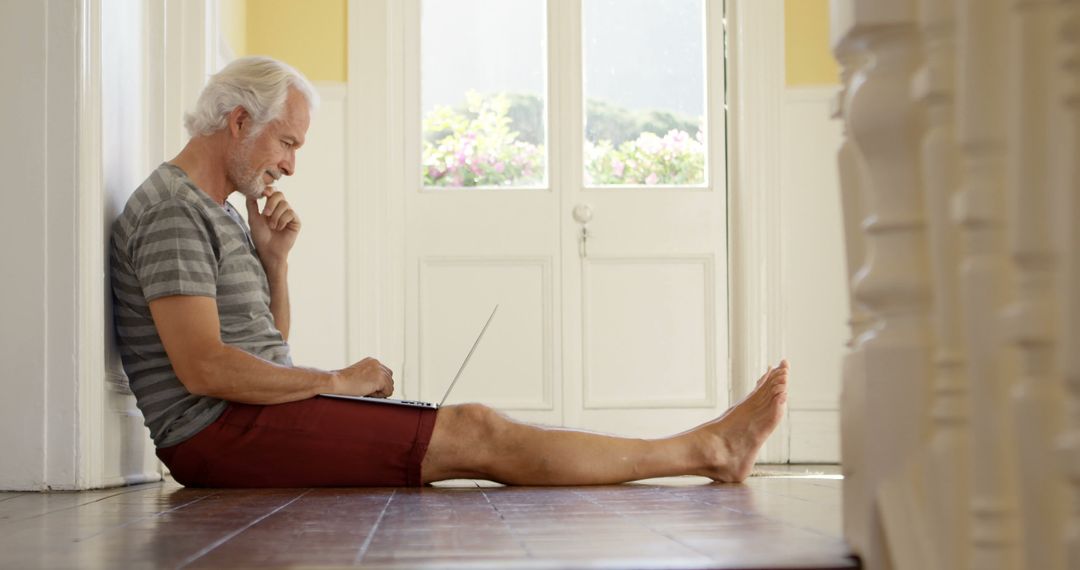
top-left (156, 397), bottom-right (439, 488)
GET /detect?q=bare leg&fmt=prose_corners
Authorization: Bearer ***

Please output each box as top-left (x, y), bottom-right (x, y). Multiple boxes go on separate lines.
top-left (420, 360), bottom-right (790, 485)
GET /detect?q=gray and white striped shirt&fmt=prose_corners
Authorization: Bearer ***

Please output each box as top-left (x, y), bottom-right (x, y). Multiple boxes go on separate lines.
top-left (110, 163), bottom-right (292, 448)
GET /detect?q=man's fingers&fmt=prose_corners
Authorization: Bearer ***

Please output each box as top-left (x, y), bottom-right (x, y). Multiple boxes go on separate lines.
top-left (261, 192), bottom-right (284, 215)
top-left (271, 209), bottom-right (295, 231)
top-left (266, 197), bottom-right (288, 219)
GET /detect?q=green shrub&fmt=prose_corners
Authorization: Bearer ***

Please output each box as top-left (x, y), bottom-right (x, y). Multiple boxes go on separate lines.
top-left (421, 91), bottom-right (705, 187)
top-left (585, 129), bottom-right (705, 186)
top-left (423, 91), bottom-right (545, 188)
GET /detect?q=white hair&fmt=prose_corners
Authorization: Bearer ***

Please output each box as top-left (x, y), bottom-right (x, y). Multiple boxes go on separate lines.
top-left (183, 56), bottom-right (320, 138)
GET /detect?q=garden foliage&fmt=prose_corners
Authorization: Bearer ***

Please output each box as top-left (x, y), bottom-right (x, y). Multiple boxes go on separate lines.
top-left (422, 91), bottom-right (705, 187)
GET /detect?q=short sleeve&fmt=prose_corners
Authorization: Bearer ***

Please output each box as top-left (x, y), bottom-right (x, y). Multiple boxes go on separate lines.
top-left (130, 199), bottom-right (218, 301)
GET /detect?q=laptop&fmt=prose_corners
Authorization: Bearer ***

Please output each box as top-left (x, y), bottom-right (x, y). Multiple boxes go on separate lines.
top-left (319, 305), bottom-right (498, 409)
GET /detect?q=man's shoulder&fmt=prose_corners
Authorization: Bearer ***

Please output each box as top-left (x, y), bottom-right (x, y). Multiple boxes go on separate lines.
top-left (125, 164), bottom-right (207, 217)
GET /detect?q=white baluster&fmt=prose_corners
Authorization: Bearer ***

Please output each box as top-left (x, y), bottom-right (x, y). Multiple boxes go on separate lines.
top-left (843, 18), bottom-right (934, 570)
top-left (954, 0), bottom-right (1022, 567)
top-left (913, 0), bottom-right (969, 567)
top-left (834, 47), bottom-right (873, 350)
top-left (832, 42), bottom-right (871, 560)
top-left (1058, 3), bottom-right (1080, 567)
top-left (1003, 1), bottom-right (1068, 569)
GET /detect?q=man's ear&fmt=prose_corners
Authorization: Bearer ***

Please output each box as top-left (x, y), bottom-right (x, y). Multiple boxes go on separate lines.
top-left (227, 106), bottom-right (251, 139)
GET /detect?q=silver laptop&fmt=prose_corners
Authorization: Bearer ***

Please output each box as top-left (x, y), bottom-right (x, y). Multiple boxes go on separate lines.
top-left (320, 305), bottom-right (498, 409)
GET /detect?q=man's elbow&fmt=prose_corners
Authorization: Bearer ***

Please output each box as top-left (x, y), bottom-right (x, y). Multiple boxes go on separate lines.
top-left (174, 347), bottom-right (227, 397)
top-left (176, 367), bottom-right (213, 397)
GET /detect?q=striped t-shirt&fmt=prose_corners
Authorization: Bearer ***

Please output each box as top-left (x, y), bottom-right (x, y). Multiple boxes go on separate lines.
top-left (110, 163), bottom-right (292, 448)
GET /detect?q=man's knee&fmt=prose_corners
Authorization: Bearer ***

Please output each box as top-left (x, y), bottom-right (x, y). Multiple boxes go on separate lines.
top-left (438, 402), bottom-right (505, 443)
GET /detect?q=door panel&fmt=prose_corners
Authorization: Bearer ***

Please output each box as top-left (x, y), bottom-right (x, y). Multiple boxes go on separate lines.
top-left (582, 256), bottom-right (716, 409)
top-left (419, 257), bottom-right (554, 412)
top-left (559, 0), bottom-right (730, 437)
top-left (400, 0), bottom-right (728, 437)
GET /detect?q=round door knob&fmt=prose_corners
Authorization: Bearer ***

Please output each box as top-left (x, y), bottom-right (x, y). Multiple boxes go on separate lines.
top-left (572, 203), bottom-right (593, 224)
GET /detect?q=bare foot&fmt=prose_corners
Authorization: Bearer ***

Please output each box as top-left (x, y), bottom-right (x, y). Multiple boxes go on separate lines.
top-left (692, 360), bottom-right (789, 483)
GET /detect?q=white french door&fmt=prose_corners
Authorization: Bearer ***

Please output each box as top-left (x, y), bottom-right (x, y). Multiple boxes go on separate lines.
top-left (391, 0), bottom-right (729, 436)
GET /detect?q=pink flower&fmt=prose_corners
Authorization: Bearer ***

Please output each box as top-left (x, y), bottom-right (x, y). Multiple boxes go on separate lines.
top-left (612, 158), bottom-right (625, 178)
top-left (639, 133), bottom-right (662, 154)
top-left (494, 162), bottom-right (505, 173)
top-left (645, 172), bottom-right (658, 185)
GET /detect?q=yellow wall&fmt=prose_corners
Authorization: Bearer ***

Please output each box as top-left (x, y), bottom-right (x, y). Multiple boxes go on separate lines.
top-left (223, 0), bottom-right (348, 83)
top-left (785, 0), bottom-right (839, 86)
top-left (226, 0), bottom-right (832, 87)
top-left (220, 0), bottom-right (247, 59)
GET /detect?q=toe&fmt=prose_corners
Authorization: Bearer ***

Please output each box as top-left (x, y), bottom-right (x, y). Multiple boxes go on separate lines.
top-left (765, 369), bottom-right (788, 388)
top-left (756, 367), bottom-right (773, 388)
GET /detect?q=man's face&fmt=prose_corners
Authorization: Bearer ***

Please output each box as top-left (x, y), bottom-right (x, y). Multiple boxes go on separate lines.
top-left (228, 88), bottom-right (311, 199)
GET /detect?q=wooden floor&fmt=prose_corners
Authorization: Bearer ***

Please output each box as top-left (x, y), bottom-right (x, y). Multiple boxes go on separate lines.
top-left (0, 466), bottom-right (857, 569)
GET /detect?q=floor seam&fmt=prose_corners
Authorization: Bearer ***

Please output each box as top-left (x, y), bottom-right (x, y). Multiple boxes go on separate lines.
top-left (0, 484), bottom-right (164, 526)
top-left (175, 488), bottom-right (311, 569)
top-left (570, 488), bottom-right (716, 563)
top-left (477, 481), bottom-right (534, 559)
top-left (353, 488), bottom-right (396, 565)
top-left (72, 492), bottom-right (218, 544)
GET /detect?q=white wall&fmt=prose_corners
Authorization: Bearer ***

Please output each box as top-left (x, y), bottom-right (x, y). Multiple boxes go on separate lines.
top-left (0, 0), bottom-right (52, 490)
top-left (781, 86), bottom-right (848, 462)
top-left (0, 0), bottom-right (162, 490)
top-left (99, 0), bottom-right (169, 487)
top-left (0, 0), bottom-right (91, 489)
top-left (227, 84), bottom-right (352, 371)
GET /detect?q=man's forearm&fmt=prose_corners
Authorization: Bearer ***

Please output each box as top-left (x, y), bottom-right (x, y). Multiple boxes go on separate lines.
top-left (195, 344), bottom-right (335, 404)
top-left (264, 261), bottom-right (291, 341)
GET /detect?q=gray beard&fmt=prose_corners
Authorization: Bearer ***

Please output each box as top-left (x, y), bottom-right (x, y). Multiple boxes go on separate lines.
top-left (227, 139), bottom-right (265, 200)
top-left (236, 172), bottom-right (265, 200)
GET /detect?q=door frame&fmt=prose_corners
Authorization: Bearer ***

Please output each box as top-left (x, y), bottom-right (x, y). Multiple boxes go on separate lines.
top-left (346, 0), bottom-right (789, 460)
top-left (725, 0), bottom-right (789, 462)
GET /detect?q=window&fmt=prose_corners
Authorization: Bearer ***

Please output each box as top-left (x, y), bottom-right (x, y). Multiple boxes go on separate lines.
top-left (418, 0), bottom-right (711, 190)
top-left (583, 0), bottom-right (707, 187)
top-left (421, 0), bottom-right (548, 189)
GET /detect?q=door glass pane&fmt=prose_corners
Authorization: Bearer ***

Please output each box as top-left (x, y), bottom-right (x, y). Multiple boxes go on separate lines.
top-left (583, 0), bottom-right (707, 187)
top-left (421, 0), bottom-right (547, 189)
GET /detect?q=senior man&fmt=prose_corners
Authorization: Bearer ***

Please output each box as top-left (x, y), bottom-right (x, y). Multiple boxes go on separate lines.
top-left (110, 56), bottom-right (789, 488)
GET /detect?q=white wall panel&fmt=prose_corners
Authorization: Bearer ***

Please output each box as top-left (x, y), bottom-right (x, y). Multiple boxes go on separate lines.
top-left (419, 257), bottom-right (553, 410)
top-left (789, 410), bottom-right (840, 463)
top-left (780, 87), bottom-right (848, 455)
top-left (582, 257), bottom-right (716, 409)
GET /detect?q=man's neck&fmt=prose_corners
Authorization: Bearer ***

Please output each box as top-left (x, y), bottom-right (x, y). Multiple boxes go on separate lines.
top-left (168, 137), bottom-right (235, 205)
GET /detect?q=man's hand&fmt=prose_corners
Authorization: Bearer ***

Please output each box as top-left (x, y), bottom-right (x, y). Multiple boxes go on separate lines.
top-left (331, 357), bottom-right (395, 398)
top-left (246, 188), bottom-right (300, 267)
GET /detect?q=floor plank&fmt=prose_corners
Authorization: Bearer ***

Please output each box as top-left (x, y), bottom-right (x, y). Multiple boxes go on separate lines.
top-left (0, 467), bottom-right (858, 569)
